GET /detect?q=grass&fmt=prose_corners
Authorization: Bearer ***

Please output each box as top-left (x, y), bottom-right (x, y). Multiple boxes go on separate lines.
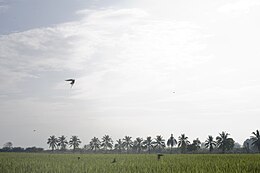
top-left (0, 153), bottom-right (260, 173)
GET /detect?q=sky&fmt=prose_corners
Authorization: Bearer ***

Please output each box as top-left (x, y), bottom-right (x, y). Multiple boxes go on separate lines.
top-left (0, 0), bottom-right (260, 149)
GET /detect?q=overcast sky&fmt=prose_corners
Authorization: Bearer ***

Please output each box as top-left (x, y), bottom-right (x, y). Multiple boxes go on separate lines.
top-left (0, 0), bottom-right (260, 148)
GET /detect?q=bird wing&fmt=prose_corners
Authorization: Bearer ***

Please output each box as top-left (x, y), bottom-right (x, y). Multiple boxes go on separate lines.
top-left (65, 79), bottom-right (74, 82)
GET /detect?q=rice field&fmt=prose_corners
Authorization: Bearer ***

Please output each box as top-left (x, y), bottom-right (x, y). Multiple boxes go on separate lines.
top-left (0, 153), bottom-right (259, 173)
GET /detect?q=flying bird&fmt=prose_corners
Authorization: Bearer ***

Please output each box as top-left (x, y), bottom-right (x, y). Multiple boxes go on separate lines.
top-left (65, 79), bottom-right (75, 88)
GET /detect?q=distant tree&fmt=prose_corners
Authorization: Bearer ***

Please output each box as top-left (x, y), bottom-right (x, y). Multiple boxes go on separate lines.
top-left (205, 135), bottom-right (216, 153)
top-left (133, 137), bottom-right (143, 153)
top-left (25, 147), bottom-right (44, 152)
top-left (152, 135), bottom-right (165, 152)
top-left (114, 139), bottom-right (123, 153)
top-left (69, 136), bottom-right (81, 151)
top-left (47, 136), bottom-right (58, 152)
top-left (123, 136), bottom-right (133, 154)
top-left (58, 135), bottom-right (68, 151)
top-left (167, 134), bottom-right (177, 154)
top-left (4, 142), bottom-right (13, 149)
top-left (251, 130), bottom-right (260, 153)
top-left (178, 134), bottom-right (190, 153)
top-left (12, 147), bottom-right (25, 152)
top-left (216, 132), bottom-right (234, 153)
top-left (101, 135), bottom-right (113, 152)
top-left (3, 142), bottom-right (13, 151)
top-left (187, 138), bottom-right (201, 152)
top-left (243, 139), bottom-right (251, 153)
top-left (233, 142), bottom-right (241, 149)
top-left (143, 136), bottom-right (153, 154)
top-left (90, 137), bottom-right (101, 152)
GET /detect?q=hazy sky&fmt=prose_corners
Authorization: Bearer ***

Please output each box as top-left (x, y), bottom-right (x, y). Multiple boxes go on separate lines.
top-left (1, 0), bottom-right (260, 148)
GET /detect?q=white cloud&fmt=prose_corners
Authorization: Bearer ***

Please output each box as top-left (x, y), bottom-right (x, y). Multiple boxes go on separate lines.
top-left (218, 0), bottom-right (260, 16)
top-left (0, 8), bottom-right (209, 99)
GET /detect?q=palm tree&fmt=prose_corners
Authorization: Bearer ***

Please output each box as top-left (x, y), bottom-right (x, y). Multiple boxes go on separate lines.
top-left (167, 134), bottom-right (177, 154)
top-left (251, 130), bottom-right (260, 153)
top-left (90, 137), bottom-right (101, 152)
top-left (205, 135), bottom-right (216, 153)
top-left (114, 139), bottom-right (124, 153)
top-left (69, 136), bottom-right (81, 151)
top-left (178, 134), bottom-right (190, 153)
top-left (216, 131), bottom-right (234, 153)
top-left (57, 135), bottom-right (68, 151)
top-left (187, 138), bottom-right (201, 152)
top-left (47, 135), bottom-right (58, 152)
top-left (152, 135), bottom-right (165, 152)
top-left (101, 135), bottom-right (113, 152)
top-left (143, 136), bottom-right (153, 154)
top-left (192, 138), bottom-right (201, 149)
top-left (123, 136), bottom-right (133, 153)
top-left (134, 137), bottom-right (143, 153)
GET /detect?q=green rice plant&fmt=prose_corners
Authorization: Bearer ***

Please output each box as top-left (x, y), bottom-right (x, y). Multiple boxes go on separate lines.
top-left (0, 153), bottom-right (259, 173)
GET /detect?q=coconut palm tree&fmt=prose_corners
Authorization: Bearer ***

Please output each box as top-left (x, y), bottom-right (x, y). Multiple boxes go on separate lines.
top-left (205, 135), bottom-right (216, 153)
top-left (192, 138), bottom-right (201, 149)
top-left (216, 131), bottom-right (234, 153)
top-left (251, 130), bottom-right (260, 153)
top-left (114, 139), bottom-right (123, 153)
top-left (167, 134), bottom-right (177, 154)
top-left (101, 135), bottom-right (113, 152)
top-left (69, 136), bottom-right (81, 151)
top-left (57, 135), bottom-right (68, 151)
top-left (187, 138), bottom-right (201, 152)
top-left (47, 135), bottom-right (58, 152)
top-left (134, 137), bottom-right (143, 153)
top-left (152, 135), bottom-right (165, 152)
top-left (143, 136), bottom-right (153, 154)
top-left (90, 137), bottom-right (101, 152)
top-left (178, 134), bottom-right (190, 153)
top-left (123, 136), bottom-right (133, 154)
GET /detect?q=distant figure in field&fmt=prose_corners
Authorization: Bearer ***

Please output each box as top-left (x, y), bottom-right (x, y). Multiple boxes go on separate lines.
top-left (157, 154), bottom-right (163, 161)
top-left (65, 79), bottom-right (75, 88)
top-left (111, 158), bottom-right (116, 163)
top-left (78, 157), bottom-right (80, 160)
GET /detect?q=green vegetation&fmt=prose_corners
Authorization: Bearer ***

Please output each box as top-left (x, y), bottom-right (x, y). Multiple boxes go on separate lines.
top-left (0, 153), bottom-right (259, 173)
top-left (1, 130), bottom-right (260, 154)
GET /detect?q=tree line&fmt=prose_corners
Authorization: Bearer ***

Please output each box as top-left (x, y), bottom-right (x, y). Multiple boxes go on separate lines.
top-left (1, 130), bottom-right (259, 154)
top-left (45, 130), bottom-right (260, 154)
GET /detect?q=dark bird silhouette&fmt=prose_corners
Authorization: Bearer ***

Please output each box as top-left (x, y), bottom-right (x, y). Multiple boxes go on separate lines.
top-left (157, 154), bottom-right (163, 161)
top-left (65, 79), bottom-right (75, 88)
top-left (111, 158), bottom-right (116, 163)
